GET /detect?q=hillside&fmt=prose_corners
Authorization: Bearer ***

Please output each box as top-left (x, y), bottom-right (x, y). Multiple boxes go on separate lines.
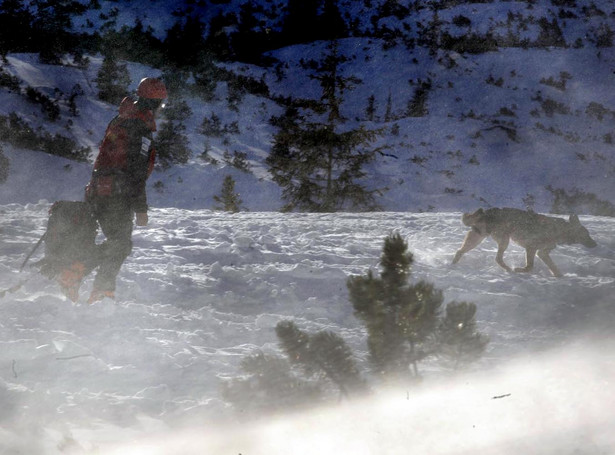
top-left (0, 0), bottom-right (614, 212)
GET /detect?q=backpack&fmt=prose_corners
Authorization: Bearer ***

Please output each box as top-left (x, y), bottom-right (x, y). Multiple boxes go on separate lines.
top-left (33, 201), bottom-right (98, 278)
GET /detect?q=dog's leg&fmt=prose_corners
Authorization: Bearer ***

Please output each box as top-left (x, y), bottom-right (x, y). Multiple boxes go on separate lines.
top-left (514, 248), bottom-right (536, 273)
top-left (452, 229), bottom-right (487, 264)
top-left (537, 249), bottom-right (562, 277)
top-left (493, 233), bottom-right (512, 272)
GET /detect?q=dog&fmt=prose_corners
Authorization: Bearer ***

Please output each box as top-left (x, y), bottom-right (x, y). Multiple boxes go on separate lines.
top-left (452, 208), bottom-right (597, 277)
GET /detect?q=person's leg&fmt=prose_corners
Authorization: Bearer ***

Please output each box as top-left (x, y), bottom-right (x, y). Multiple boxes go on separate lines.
top-left (90, 201), bottom-right (133, 302)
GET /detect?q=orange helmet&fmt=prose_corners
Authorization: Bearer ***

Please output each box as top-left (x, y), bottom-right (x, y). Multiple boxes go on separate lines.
top-left (136, 77), bottom-right (167, 100)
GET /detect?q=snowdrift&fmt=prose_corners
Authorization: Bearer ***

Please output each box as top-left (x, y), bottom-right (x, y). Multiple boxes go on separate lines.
top-left (1, 203), bottom-right (613, 452)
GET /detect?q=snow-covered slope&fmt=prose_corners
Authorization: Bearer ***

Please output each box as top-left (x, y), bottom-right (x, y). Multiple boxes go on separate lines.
top-left (0, 203), bottom-right (613, 452)
top-left (3, 43), bottom-right (614, 212)
top-left (1, 0), bottom-right (614, 212)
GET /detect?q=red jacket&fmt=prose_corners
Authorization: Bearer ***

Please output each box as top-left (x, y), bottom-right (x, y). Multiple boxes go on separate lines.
top-left (87, 97), bottom-right (157, 212)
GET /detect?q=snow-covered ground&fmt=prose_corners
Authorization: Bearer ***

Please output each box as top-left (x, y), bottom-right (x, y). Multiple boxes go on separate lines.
top-left (1, 202), bottom-right (613, 453)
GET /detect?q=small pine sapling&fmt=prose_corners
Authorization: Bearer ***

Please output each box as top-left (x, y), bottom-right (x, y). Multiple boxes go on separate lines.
top-left (276, 320), bottom-right (367, 399)
top-left (436, 301), bottom-right (489, 370)
top-left (0, 144), bottom-right (9, 184)
top-left (221, 351), bottom-right (322, 414)
top-left (213, 175), bottom-right (243, 212)
top-left (366, 94), bottom-right (376, 121)
top-left (95, 54), bottom-right (130, 104)
top-left (155, 97), bottom-right (192, 167)
top-left (347, 233), bottom-right (443, 379)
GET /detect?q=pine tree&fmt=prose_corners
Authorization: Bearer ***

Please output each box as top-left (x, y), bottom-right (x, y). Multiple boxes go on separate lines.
top-left (223, 319), bottom-right (366, 414)
top-left (193, 54), bottom-right (221, 102)
top-left (155, 97), bottom-right (192, 168)
top-left (0, 0), bottom-right (33, 59)
top-left (266, 41), bottom-right (384, 212)
top-left (231, 2), bottom-right (274, 63)
top-left (407, 79), bottom-right (432, 117)
top-left (0, 144), bottom-right (9, 184)
top-left (31, 0), bottom-right (86, 64)
top-left (594, 23), bottom-right (614, 48)
top-left (282, 0), bottom-right (320, 45)
top-left (384, 91), bottom-right (393, 122)
top-left (204, 11), bottom-right (236, 62)
top-left (213, 175), bottom-right (243, 212)
top-left (107, 20), bottom-right (164, 68)
top-left (221, 351), bottom-right (323, 414)
top-left (347, 233), bottom-right (444, 379)
top-left (366, 94), bottom-right (377, 121)
top-left (276, 320), bottom-right (366, 398)
top-left (320, 0), bottom-right (348, 40)
top-left (163, 16), bottom-right (207, 68)
top-left (94, 54), bottom-right (130, 104)
top-left (68, 84), bottom-right (84, 117)
top-left (536, 17), bottom-right (566, 48)
top-left (436, 302), bottom-right (489, 370)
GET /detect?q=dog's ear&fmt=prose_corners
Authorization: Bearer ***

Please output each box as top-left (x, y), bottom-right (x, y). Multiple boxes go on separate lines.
top-left (476, 208), bottom-right (484, 215)
top-left (569, 214), bottom-right (580, 224)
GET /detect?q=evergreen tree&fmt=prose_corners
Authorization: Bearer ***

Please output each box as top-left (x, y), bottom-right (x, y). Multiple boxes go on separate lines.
top-left (347, 233), bottom-right (444, 379)
top-left (94, 54), bottom-right (130, 104)
top-left (407, 79), bottom-right (432, 117)
top-left (31, 0), bottom-right (86, 64)
top-left (103, 20), bottom-right (164, 68)
top-left (0, 144), bottom-right (9, 184)
top-left (267, 41), bottom-right (384, 212)
top-left (231, 2), bottom-right (274, 63)
top-left (201, 113), bottom-right (224, 137)
top-left (160, 67), bottom-right (190, 98)
top-left (320, 0), bottom-right (348, 40)
top-left (276, 320), bottom-right (366, 398)
top-left (204, 11), bottom-right (236, 61)
top-left (595, 23), bottom-right (614, 48)
top-left (282, 0), bottom-right (320, 45)
top-left (68, 84), bottom-right (84, 117)
top-left (423, 9), bottom-right (442, 55)
top-left (221, 351), bottom-right (323, 414)
top-left (0, 0), bottom-right (33, 58)
top-left (384, 91), bottom-right (393, 122)
top-left (223, 319), bottom-right (366, 414)
top-left (163, 16), bottom-right (207, 68)
top-left (536, 17), bottom-right (566, 48)
top-left (366, 94), bottom-right (377, 121)
top-left (213, 175), bottom-right (243, 212)
top-left (436, 302), bottom-right (489, 370)
top-left (155, 97), bottom-right (192, 168)
top-left (192, 53), bottom-right (220, 102)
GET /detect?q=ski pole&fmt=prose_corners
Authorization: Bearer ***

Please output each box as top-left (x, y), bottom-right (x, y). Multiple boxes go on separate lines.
top-left (19, 233), bottom-right (46, 272)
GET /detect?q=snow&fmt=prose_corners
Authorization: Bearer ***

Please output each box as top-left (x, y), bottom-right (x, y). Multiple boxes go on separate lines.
top-left (3, 41), bottom-right (615, 212)
top-left (1, 0), bottom-right (615, 451)
top-left (1, 201), bottom-right (614, 453)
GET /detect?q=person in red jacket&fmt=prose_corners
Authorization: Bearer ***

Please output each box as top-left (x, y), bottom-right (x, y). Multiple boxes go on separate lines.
top-left (81, 77), bottom-right (167, 304)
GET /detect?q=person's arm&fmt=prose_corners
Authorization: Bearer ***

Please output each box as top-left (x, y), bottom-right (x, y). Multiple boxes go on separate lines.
top-left (122, 120), bottom-right (153, 214)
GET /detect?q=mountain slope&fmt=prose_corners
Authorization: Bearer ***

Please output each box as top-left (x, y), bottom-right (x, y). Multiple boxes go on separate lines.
top-left (1, 0), bottom-right (614, 212)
